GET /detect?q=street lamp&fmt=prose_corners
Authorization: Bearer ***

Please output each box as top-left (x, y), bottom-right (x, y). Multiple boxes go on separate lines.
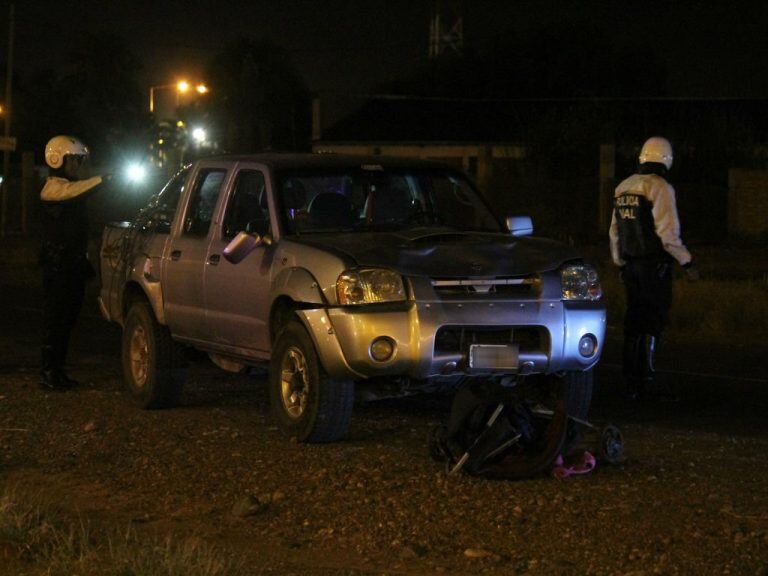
top-left (149, 80), bottom-right (209, 113)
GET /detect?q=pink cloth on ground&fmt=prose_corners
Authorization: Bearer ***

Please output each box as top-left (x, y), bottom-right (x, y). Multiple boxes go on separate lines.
top-left (552, 451), bottom-right (596, 479)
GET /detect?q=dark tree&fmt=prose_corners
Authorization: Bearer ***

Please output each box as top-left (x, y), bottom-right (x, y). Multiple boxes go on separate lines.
top-left (204, 38), bottom-right (311, 152)
top-left (55, 33), bottom-right (147, 162)
top-left (204, 38), bottom-right (310, 153)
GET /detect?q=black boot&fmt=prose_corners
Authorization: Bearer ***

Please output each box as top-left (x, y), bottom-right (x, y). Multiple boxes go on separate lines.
top-left (640, 334), bottom-right (656, 384)
top-left (40, 345), bottom-right (70, 391)
top-left (59, 372), bottom-right (81, 388)
top-left (622, 333), bottom-right (644, 400)
top-left (641, 335), bottom-right (679, 402)
top-left (40, 369), bottom-right (70, 391)
top-left (56, 332), bottom-right (79, 387)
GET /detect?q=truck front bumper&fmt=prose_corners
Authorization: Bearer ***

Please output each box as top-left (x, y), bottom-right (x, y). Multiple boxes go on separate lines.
top-left (299, 299), bottom-right (606, 381)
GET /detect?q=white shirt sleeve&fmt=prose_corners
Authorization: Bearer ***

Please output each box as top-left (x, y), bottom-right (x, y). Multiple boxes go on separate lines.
top-left (608, 211), bottom-right (625, 266)
top-left (649, 179), bottom-right (692, 266)
top-left (40, 176), bottom-right (102, 202)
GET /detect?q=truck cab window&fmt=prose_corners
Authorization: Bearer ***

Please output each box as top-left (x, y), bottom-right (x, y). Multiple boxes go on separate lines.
top-left (149, 167), bottom-right (189, 233)
top-left (156, 167), bottom-right (189, 213)
top-left (184, 169), bottom-right (227, 236)
top-left (222, 170), bottom-right (269, 239)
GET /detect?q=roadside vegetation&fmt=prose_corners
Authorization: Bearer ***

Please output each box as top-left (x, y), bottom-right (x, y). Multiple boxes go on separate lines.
top-left (598, 269), bottom-right (768, 340)
top-left (0, 490), bottom-right (244, 576)
top-left (588, 244), bottom-right (768, 342)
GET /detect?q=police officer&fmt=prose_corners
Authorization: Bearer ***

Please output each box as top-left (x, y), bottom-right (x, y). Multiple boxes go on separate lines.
top-left (609, 136), bottom-right (697, 400)
top-left (39, 135), bottom-right (108, 390)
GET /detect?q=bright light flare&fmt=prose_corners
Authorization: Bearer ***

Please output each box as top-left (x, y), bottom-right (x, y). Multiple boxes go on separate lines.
top-left (192, 127), bottom-right (207, 143)
top-left (177, 80), bottom-right (190, 93)
top-left (196, 84), bottom-right (209, 94)
top-left (125, 163), bottom-right (147, 183)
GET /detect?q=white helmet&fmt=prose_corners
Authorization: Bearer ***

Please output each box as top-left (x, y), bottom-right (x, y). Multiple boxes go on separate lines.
top-left (638, 136), bottom-right (673, 170)
top-left (45, 135), bottom-right (89, 169)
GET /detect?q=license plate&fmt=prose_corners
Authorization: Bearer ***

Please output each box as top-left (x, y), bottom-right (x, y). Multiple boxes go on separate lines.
top-left (469, 344), bottom-right (519, 370)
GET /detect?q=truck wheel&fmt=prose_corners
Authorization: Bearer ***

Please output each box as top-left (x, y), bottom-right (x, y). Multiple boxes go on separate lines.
top-left (269, 320), bottom-right (353, 443)
top-left (122, 301), bottom-right (186, 409)
top-left (563, 369), bottom-right (594, 453)
top-left (565, 368), bottom-right (594, 421)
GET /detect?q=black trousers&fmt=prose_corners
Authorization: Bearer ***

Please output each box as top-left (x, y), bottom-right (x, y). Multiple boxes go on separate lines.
top-left (42, 266), bottom-right (87, 371)
top-left (622, 259), bottom-right (673, 338)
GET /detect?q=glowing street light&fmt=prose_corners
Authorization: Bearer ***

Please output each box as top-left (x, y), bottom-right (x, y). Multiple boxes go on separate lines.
top-left (149, 80), bottom-right (209, 113)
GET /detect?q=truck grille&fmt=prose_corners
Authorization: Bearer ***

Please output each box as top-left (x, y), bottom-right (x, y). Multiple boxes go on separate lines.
top-left (431, 276), bottom-right (540, 299)
top-left (434, 326), bottom-right (547, 355)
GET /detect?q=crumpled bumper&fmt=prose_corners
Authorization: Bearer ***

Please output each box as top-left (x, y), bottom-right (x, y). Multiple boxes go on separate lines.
top-left (298, 299), bottom-right (606, 381)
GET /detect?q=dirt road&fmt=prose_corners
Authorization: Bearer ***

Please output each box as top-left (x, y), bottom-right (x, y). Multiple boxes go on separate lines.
top-left (1, 280), bottom-right (767, 575)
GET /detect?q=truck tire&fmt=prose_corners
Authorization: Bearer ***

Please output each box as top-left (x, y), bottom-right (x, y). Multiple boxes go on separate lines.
top-left (563, 368), bottom-right (594, 453)
top-left (565, 368), bottom-right (593, 421)
top-left (269, 320), bottom-right (353, 443)
top-left (122, 300), bottom-right (186, 409)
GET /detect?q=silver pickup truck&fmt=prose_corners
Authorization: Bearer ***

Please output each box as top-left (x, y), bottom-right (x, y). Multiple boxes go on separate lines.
top-left (100, 153), bottom-right (605, 456)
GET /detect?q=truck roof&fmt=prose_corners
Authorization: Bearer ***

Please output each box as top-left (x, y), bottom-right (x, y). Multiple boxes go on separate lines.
top-left (199, 152), bottom-right (458, 171)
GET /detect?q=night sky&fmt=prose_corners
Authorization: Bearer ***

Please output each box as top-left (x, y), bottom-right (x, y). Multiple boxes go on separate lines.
top-left (13, 0), bottom-right (768, 99)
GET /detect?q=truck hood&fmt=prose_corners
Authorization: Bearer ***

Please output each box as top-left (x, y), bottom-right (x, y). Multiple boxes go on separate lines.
top-left (290, 229), bottom-right (580, 278)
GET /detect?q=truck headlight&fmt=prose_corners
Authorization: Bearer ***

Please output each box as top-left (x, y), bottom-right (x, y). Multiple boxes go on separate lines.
top-left (561, 263), bottom-right (602, 301)
top-left (336, 268), bottom-right (406, 305)
top-left (125, 162), bottom-right (147, 183)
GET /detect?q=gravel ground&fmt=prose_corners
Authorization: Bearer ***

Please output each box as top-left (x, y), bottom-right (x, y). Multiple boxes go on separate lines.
top-left (1, 279), bottom-right (767, 575)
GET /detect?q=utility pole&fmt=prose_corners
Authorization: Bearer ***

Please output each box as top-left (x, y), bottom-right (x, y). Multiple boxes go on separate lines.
top-left (1, 3), bottom-right (15, 237)
top-left (428, 0), bottom-right (464, 59)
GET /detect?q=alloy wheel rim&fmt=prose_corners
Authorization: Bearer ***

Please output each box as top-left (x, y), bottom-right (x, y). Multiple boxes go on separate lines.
top-left (129, 325), bottom-right (149, 388)
top-left (280, 347), bottom-right (309, 419)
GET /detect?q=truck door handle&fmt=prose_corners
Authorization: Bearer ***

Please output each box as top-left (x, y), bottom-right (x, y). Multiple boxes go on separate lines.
top-left (171, 250), bottom-right (182, 261)
top-left (208, 254), bottom-right (220, 266)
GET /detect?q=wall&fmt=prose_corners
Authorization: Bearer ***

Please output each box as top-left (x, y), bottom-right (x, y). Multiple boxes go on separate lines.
top-left (728, 169), bottom-right (768, 239)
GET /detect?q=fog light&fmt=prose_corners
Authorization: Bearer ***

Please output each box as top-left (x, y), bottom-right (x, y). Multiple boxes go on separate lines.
top-left (578, 334), bottom-right (597, 358)
top-left (370, 337), bottom-right (395, 362)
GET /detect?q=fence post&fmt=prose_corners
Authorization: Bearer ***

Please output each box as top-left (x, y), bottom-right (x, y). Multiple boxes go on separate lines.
top-left (477, 145), bottom-right (493, 193)
top-left (312, 97), bottom-right (322, 142)
top-left (21, 151), bottom-right (34, 235)
top-left (599, 144), bottom-right (616, 235)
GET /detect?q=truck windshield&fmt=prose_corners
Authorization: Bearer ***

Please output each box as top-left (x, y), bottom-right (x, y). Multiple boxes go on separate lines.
top-left (275, 167), bottom-right (502, 235)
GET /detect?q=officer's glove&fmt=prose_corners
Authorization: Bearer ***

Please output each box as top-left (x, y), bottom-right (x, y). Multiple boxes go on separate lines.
top-left (683, 261), bottom-right (700, 282)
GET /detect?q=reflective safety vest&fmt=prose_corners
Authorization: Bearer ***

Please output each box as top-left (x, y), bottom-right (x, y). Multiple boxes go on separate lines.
top-left (608, 173), bottom-right (691, 266)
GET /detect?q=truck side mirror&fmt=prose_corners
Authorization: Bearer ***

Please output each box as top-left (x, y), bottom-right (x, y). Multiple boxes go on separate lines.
top-left (141, 208), bottom-right (173, 234)
top-left (505, 215), bottom-right (533, 237)
top-left (223, 231), bottom-right (263, 264)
